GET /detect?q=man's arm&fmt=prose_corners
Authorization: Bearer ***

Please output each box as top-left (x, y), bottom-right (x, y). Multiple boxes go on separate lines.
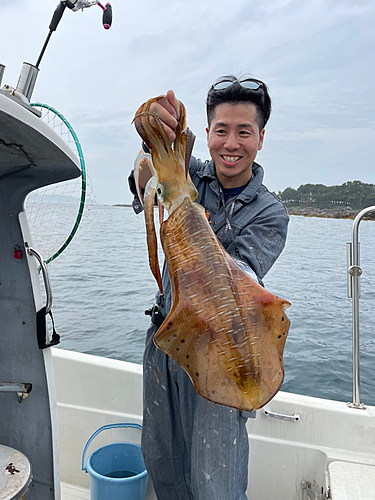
top-left (231, 202), bottom-right (289, 280)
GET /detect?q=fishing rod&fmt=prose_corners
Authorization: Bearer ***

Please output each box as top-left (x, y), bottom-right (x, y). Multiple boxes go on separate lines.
top-left (2, 1), bottom-right (113, 103)
top-left (36, 1), bottom-right (113, 69)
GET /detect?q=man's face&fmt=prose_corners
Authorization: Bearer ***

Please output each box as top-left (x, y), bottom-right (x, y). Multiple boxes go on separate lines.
top-left (206, 102), bottom-right (265, 188)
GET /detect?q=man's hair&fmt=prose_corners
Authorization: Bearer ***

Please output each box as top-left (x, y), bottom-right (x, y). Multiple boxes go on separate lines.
top-left (206, 75), bottom-right (272, 131)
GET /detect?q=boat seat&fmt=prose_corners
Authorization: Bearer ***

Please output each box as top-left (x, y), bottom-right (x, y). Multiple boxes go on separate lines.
top-left (328, 461), bottom-right (375, 499)
top-left (0, 444), bottom-right (32, 500)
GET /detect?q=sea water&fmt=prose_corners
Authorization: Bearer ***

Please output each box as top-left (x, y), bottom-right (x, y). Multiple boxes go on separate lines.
top-left (45, 205), bottom-right (375, 406)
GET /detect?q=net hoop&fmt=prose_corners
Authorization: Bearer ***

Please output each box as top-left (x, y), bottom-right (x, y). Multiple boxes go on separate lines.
top-left (30, 102), bottom-right (87, 264)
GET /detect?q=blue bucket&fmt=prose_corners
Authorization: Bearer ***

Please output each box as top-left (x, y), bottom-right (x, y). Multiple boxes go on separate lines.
top-left (82, 423), bottom-right (148, 500)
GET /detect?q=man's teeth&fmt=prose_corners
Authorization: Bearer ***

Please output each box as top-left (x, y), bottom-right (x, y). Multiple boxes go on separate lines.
top-left (222, 155), bottom-right (241, 163)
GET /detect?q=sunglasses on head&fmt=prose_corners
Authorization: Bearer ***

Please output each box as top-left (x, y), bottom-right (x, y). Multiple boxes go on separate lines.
top-left (211, 78), bottom-right (263, 92)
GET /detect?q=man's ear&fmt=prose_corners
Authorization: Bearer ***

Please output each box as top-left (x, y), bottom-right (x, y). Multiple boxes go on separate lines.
top-left (258, 128), bottom-right (265, 151)
top-left (206, 127), bottom-right (210, 145)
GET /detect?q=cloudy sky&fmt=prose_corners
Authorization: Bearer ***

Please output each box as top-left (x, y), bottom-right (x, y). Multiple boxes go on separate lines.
top-left (1, 0), bottom-right (374, 205)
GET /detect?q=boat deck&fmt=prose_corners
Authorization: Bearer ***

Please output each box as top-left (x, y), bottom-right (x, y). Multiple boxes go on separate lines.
top-left (61, 483), bottom-right (89, 500)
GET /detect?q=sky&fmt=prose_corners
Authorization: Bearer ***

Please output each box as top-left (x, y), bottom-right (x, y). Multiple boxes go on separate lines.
top-left (1, 0), bottom-right (374, 205)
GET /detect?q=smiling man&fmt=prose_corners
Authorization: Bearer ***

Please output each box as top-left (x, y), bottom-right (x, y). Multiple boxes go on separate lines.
top-left (207, 101), bottom-right (264, 187)
top-left (129, 75), bottom-right (289, 500)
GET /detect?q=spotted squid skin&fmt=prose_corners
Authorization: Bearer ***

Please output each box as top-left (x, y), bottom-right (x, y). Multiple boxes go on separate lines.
top-left (154, 197), bottom-right (290, 412)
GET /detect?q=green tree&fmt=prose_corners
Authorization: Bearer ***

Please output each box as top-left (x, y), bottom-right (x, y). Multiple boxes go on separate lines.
top-left (279, 187), bottom-right (299, 203)
top-left (277, 181), bottom-right (375, 210)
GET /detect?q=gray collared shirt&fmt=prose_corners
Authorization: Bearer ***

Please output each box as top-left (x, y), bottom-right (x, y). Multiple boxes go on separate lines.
top-left (153, 157), bottom-right (289, 316)
top-left (190, 157), bottom-right (289, 279)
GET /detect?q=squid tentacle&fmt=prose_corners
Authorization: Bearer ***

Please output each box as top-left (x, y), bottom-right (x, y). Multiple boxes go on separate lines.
top-left (144, 175), bottom-right (163, 295)
top-left (134, 107), bottom-right (173, 160)
top-left (133, 152), bottom-right (154, 206)
top-left (183, 128), bottom-right (196, 179)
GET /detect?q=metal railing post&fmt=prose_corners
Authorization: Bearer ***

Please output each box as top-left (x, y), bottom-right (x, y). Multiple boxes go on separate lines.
top-left (347, 205), bottom-right (375, 409)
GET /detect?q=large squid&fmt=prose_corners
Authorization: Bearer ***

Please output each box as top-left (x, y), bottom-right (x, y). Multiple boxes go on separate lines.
top-left (133, 97), bottom-right (291, 412)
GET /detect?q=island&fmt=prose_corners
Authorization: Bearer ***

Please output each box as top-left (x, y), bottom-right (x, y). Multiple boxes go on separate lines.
top-left (274, 181), bottom-right (375, 220)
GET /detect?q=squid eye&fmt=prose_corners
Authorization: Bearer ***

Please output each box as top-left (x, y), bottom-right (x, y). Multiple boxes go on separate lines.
top-left (156, 183), bottom-right (164, 202)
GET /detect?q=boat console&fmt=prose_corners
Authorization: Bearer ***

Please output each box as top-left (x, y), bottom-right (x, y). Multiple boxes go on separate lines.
top-left (0, 3), bottom-right (112, 496)
top-left (0, 85), bottom-right (80, 499)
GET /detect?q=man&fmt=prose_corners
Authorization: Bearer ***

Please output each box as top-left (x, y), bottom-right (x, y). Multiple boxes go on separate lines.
top-left (129, 75), bottom-right (289, 500)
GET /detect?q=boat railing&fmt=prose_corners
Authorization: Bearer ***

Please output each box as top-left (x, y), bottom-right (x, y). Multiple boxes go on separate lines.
top-left (26, 244), bottom-right (53, 314)
top-left (347, 205), bottom-right (375, 409)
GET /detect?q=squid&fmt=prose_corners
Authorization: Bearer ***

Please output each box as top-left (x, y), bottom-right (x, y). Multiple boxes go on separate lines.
top-left (133, 97), bottom-right (291, 412)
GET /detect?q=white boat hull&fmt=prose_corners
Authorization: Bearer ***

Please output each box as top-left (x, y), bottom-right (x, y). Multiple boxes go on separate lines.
top-left (52, 348), bottom-right (375, 500)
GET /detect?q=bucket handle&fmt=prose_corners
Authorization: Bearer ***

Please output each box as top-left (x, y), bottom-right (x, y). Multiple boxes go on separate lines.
top-left (82, 423), bottom-right (142, 472)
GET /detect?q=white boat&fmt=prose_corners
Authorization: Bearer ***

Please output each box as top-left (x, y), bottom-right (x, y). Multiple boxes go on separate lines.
top-left (52, 347), bottom-right (375, 500)
top-left (1, 24), bottom-right (375, 500)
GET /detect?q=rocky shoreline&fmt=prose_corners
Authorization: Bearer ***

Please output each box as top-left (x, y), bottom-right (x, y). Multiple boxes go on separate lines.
top-left (287, 207), bottom-right (375, 220)
top-left (115, 204), bottom-right (375, 220)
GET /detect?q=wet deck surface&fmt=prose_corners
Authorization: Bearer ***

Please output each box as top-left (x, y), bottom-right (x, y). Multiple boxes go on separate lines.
top-left (61, 483), bottom-right (89, 500)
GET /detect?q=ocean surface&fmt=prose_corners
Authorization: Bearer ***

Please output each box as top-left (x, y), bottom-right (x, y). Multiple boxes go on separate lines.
top-left (39, 204), bottom-right (375, 406)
